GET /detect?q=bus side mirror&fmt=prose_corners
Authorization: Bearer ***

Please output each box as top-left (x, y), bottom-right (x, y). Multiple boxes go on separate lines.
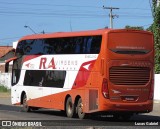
top-left (5, 62), bottom-right (9, 73)
top-left (5, 57), bottom-right (17, 73)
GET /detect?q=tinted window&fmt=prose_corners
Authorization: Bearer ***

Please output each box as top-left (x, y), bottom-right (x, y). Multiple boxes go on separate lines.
top-left (16, 36), bottom-right (102, 56)
top-left (12, 57), bottom-right (23, 86)
top-left (24, 70), bottom-right (66, 88)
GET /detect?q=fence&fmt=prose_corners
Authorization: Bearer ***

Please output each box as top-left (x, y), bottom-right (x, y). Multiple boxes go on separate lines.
top-left (154, 74), bottom-right (160, 101)
top-left (0, 73), bottom-right (160, 100)
top-left (0, 73), bottom-right (12, 89)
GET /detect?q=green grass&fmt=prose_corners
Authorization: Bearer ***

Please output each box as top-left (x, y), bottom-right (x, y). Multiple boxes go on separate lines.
top-left (0, 85), bottom-right (10, 93)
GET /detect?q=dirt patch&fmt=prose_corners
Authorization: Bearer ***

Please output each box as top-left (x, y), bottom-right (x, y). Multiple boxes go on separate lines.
top-left (0, 92), bottom-right (11, 98)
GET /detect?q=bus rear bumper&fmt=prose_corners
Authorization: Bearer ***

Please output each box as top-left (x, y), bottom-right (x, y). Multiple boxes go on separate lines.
top-left (101, 100), bottom-right (153, 113)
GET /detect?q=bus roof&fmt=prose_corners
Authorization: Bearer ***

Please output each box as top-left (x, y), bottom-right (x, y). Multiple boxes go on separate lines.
top-left (19, 29), bottom-right (152, 41)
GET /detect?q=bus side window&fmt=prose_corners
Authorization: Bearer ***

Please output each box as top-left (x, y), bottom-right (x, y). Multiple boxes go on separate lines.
top-left (45, 39), bottom-right (57, 54)
top-left (74, 37), bottom-right (83, 54)
top-left (86, 37), bottom-right (92, 53)
top-left (90, 36), bottom-right (102, 54)
top-left (43, 39), bottom-right (55, 54)
top-left (24, 70), bottom-right (34, 86)
top-left (75, 40), bottom-right (81, 54)
top-left (23, 40), bottom-right (34, 55)
top-left (43, 70), bottom-right (66, 88)
top-left (16, 41), bottom-right (25, 57)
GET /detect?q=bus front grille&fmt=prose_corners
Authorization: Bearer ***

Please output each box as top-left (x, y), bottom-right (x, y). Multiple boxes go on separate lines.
top-left (109, 66), bottom-right (150, 85)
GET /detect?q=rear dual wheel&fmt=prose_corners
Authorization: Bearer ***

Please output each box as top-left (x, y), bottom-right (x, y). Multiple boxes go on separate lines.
top-left (77, 98), bottom-right (85, 119)
top-left (65, 97), bottom-right (75, 118)
top-left (65, 97), bottom-right (86, 119)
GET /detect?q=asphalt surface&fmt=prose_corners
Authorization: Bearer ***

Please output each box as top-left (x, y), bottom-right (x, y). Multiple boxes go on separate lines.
top-left (0, 97), bottom-right (160, 128)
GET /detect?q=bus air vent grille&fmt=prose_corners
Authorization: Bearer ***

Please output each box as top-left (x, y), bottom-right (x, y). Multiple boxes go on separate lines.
top-left (109, 66), bottom-right (150, 85)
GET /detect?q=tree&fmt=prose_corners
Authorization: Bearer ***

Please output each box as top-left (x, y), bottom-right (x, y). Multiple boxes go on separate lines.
top-left (146, 24), bottom-right (153, 32)
top-left (152, 0), bottom-right (160, 73)
top-left (125, 1), bottom-right (160, 73)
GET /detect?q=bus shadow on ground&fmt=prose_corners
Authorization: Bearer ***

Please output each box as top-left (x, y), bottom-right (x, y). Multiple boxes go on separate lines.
top-left (34, 109), bottom-right (160, 122)
top-left (89, 114), bottom-right (160, 122)
top-left (1, 104), bottom-right (160, 122)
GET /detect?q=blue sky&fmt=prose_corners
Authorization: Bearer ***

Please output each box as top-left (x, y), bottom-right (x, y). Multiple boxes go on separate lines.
top-left (0, 0), bottom-right (153, 46)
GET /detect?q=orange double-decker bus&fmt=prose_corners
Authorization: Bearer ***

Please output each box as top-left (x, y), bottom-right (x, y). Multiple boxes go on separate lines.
top-left (6, 29), bottom-right (154, 119)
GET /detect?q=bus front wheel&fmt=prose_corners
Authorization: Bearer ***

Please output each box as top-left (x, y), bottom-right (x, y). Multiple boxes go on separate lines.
top-left (22, 94), bottom-right (30, 112)
top-left (77, 98), bottom-right (85, 119)
top-left (65, 97), bottom-right (75, 118)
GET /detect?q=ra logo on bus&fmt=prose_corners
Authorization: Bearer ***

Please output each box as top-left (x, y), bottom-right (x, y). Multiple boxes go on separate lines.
top-left (39, 57), bottom-right (56, 69)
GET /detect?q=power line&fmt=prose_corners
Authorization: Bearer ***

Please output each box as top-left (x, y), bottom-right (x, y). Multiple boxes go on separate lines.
top-left (0, 11), bottom-right (152, 19)
top-left (141, 24), bottom-right (152, 27)
top-left (0, 11), bottom-right (107, 17)
top-left (0, 1), bottom-right (101, 9)
top-left (0, 1), bottom-right (152, 11)
top-left (0, 36), bottom-right (22, 41)
top-left (0, 36), bottom-right (22, 45)
top-left (0, 2), bottom-right (153, 19)
top-left (120, 8), bottom-right (151, 10)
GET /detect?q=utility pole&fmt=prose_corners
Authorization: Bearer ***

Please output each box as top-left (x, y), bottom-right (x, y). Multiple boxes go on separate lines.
top-left (103, 6), bottom-right (119, 28)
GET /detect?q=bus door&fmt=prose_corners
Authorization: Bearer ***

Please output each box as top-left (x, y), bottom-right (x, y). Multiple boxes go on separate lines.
top-left (5, 57), bottom-right (20, 104)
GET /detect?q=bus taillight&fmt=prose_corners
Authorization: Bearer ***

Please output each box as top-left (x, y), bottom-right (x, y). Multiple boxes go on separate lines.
top-left (102, 78), bottom-right (109, 99)
top-left (149, 79), bottom-right (154, 100)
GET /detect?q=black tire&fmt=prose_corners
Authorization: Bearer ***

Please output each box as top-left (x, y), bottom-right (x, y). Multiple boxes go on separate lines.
top-left (77, 98), bottom-right (86, 119)
top-left (65, 97), bottom-right (75, 118)
top-left (22, 94), bottom-right (30, 112)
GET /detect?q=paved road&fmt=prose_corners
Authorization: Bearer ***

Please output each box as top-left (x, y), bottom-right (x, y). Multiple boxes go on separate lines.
top-left (0, 98), bottom-right (160, 128)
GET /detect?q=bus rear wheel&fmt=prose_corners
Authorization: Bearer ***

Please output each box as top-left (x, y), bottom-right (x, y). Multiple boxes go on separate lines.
top-left (22, 94), bottom-right (30, 112)
top-left (77, 98), bottom-right (85, 119)
top-left (65, 97), bottom-right (75, 118)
